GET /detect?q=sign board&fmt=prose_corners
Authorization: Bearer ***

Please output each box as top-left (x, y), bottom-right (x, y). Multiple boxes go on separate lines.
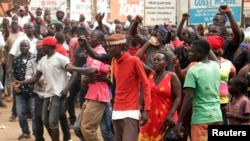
top-left (144, 0), bottom-right (176, 26)
top-left (70, 0), bottom-right (109, 22)
top-left (189, 0), bottom-right (242, 25)
top-left (29, 0), bottom-right (67, 18)
top-left (110, 0), bottom-right (144, 22)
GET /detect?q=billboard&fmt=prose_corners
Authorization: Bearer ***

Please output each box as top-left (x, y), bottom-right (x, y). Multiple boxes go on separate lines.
top-left (70, 0), bottom-right (109, 22)
top-left (144, 0), bottom-right (176, 26)
top-left (189, 0), bottom-right (242, 25)
top-left (29, 0), bottom-right (67, 18)
top-left (110, 0), bottom-right (144, 22)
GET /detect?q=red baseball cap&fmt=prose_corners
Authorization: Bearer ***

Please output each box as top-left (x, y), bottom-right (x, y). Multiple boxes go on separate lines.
top-left (37, 36), bottom-right (57, 47)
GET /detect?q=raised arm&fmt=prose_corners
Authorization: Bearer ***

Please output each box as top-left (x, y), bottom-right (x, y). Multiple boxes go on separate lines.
top-left (177, 13), bottom-right (190, 41)
top-left (5, 4), bottom-right (19, 17)
top-left (129, 15), bottom-right (146, 45)
top-left (95, 13), bottom-right (108, 34)
top-left (135, 36), bottom-right (159, 58)
top-left (219, 5), bottom-right (241, 46)
top-left (25, 5), bottom-right (35, 21)
top-left (81, 35), bottom-right (111, 63)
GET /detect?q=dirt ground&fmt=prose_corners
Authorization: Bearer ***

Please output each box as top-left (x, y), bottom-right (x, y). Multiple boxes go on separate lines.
top-left (0, 100), bottom-right (103, 141)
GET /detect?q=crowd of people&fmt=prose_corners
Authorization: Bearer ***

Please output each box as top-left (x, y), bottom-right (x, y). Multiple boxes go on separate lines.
top-left (0, 3), bottom-right (249, 141)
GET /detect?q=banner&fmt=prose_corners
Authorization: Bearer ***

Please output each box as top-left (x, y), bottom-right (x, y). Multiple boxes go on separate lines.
top-left (29, 0), bottom-right (67, 18)
top-left (110, 0), bottom-right (144, 22)
top-left (189, 0), bottom-right (242, 25)
top-left (70, 0), bottom-right (109, 22)
top-left (144, 0), bottom-right (176, 26)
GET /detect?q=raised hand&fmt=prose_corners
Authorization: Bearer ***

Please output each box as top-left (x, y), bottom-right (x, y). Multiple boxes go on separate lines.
top-left (182, 13), bottom-right (190, 20)
top-left (135, 15), bottom-right (143, 23)
top-left (197, 24), bottom-right (204, 36)
top-left (219, 5), bottom-right (230, 14)
top-left (148, 36), bottom-right (160, 46)
top-left (95, 12), bottom-right (105, 22)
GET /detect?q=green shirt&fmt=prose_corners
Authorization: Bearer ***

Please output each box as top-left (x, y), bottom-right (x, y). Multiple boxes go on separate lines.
top-left (184, 60), bottom-right (222, 124)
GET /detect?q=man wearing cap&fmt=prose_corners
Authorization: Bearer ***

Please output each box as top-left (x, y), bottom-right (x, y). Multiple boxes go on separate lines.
top-left (13, 36), bottom-right (78, 141)
top-left (105, 34), bottom-right (151, 141)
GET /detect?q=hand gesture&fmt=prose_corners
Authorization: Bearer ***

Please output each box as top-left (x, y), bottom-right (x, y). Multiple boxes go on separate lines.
top-left (37, 80), bottom-right (45, 87)
top-left (164, 115), bottom-right (175, 127)
top-left (12, 80), bottom-right (21, 93)
top-left (60, 88), bottom-right (68, 100)
top-left (78, 35), bottom-right (87, 44)
top-left (148, 36), bottom-right (160, 46)
top-left (95, 12), bottom-right (105, 22)
top-left (81, 75), bottom-right (90, 86)
top-left (135, 15), bottom-right (143, 23)
top-left (2, 18), bottom-right (9, 26)
top-left (219, 5), bottom-right (230, 14)
top-left (197, 24), bottom-right (204, 36)
top-left (181, 43), bottom-right (190, 57)
top-left (140, 111), bottom-right (148, 126)
top-left (182, 13), bottom-right (190, 20)
top-left (175, 122), bottom-right (185, 139)
top-left (164, 21), bottom-right (171, 29)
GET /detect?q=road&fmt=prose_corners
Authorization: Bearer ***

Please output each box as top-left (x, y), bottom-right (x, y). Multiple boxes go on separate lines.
top-left (0, 100), bottom-right (103, 141)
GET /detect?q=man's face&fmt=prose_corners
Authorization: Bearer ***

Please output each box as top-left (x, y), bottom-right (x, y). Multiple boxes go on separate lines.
top-left (36, 9), bottom-right (42, 16)
top-left (56, 12), bottom-right (64, 20)
top-left (188, 44), bottom-right (201, 62)
top-left (213, 15), bottom-right (226, 26)
top-left (20, 41), bottom-right (30, 54)
top-left (88, 32), bottom-right (99, 47)
top-left (25, 24), bottom-right (34, 35)
top-left (19, 9), bottom-right (26, 16)
top-left (106, 45), bottom-right (121, 58)
top-left (11, 20), bottom-right (19, 31)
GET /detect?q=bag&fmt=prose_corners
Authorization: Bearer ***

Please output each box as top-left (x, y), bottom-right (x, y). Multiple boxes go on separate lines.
top-left (162, 124), bottom-right (186, 141)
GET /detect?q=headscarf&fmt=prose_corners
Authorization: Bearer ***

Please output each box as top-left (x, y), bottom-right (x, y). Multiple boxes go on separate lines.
top-left (206, 36), bottom-right (224, 50)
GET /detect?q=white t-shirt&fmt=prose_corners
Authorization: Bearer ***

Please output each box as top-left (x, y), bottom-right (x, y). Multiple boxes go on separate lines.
top-left (18, 15), bottom-right (31, 28)
top-left (9, 35), bottom-right (38, 57)
top-left (37, 52), bottom-right (70, 98)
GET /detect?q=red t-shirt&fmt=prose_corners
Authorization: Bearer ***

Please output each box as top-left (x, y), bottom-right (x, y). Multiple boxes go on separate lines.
top-left (113, 52), bottom-right (151, 111)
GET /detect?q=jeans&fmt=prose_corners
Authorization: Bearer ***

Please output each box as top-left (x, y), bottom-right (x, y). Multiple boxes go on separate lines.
top-left (100, 102), bottom-right (114, 141)
top-left (42, 96), bottom-right (64, 129)
top-left (34, 94), bottom-right (47, 141)
top-left (16, 94), bottom-right (35, 135)
top-left (74, 102), bottom-right (114, 141)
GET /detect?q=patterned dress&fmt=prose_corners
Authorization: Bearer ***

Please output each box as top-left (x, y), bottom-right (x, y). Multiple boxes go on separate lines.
top-left (139, 71), bottom-right (178, 141)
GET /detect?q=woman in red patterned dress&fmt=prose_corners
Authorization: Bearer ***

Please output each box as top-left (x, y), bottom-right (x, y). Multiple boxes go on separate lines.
top-left (139, 51), bottom-right (182, 141)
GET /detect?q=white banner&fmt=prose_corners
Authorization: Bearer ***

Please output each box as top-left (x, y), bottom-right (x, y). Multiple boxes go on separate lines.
top-left (29, 0), bottom-right (67, 18)
top-left (144, 0), bottom-right (176, 26)
top-left (70, 0), bottom-right (109, 22)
